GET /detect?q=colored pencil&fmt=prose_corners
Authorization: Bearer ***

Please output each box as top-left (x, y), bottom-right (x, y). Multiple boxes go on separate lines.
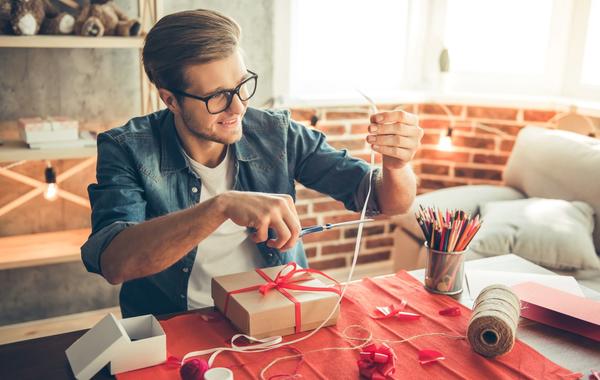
top-left (415, 206), bottom-right (483, 253)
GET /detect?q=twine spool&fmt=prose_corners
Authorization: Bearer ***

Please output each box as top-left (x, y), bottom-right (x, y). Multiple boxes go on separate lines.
top-left (467, 285), bottom-right (520, 358)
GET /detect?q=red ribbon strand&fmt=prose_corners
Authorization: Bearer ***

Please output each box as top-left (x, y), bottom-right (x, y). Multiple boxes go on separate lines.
top-left (438, 306), bottom-right (461, 316)
top-left (418, 349), bottom-right (445, 365)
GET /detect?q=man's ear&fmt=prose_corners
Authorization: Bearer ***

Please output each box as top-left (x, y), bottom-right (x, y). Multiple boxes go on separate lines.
top-left (158, 88), bottom-right (180, 113)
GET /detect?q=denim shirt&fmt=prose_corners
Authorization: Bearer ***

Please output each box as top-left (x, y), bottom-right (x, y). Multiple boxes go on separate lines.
top-left (81, 107), bottom-right (380, 318)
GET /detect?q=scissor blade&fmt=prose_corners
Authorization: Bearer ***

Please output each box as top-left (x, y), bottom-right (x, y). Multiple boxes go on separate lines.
top-left (327, 219), bottom-right (375, 229)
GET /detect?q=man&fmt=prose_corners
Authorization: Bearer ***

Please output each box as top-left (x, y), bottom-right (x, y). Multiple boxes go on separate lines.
top-left (81, 9), bottom-right (423, 318)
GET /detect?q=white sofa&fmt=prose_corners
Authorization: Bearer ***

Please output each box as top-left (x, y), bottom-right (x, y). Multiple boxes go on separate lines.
top-left (392, 126), bottom-right (600, 292)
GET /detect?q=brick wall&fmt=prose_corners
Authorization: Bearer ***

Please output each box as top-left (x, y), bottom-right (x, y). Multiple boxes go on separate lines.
top-left (415, 104), bottom-right (569, 194)
top-left (291, 106), bottom-right (395, 271)
top-left (1, 104), bottom-right (597, 270)
top-left (291, 103), bottom-right (599, 270)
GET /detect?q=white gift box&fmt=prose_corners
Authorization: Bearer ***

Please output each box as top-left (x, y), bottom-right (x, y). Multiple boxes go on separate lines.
top-left (17, 117), bottom-right (51, 132)
top-left (65, 313), bottom-right (166, 380)
top-left (18, 116), bottom-right (79, 143)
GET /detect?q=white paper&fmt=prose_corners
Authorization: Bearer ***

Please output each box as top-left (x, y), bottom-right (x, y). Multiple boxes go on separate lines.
top-left (466, 269), bottom-right (584, 299)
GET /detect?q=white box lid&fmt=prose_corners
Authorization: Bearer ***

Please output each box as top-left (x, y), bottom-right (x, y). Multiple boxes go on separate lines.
top-left (65, 313), bottom-right (129, 380)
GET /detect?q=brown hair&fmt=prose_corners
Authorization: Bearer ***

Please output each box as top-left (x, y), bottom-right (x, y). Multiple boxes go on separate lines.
top-left (142, 9), bottom-right (241, 92)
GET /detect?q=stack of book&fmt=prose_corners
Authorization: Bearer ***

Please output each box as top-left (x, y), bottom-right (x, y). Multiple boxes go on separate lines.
top-left (18, 117), bottom-right (96, 149)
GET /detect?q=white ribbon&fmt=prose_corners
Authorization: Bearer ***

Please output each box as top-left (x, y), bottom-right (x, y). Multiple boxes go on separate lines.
top-left (181, 334), bottom-right (283, 367)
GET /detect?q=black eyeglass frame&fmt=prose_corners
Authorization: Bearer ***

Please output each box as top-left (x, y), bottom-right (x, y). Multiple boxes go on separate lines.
top-left (167, 70), bottom-right (258, 114)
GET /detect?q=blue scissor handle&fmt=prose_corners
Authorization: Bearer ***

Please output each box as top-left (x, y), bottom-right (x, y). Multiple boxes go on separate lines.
top-left (249, 224), bottom-right (333, 238)
top-left (299, 225), bottom-right (325, 237)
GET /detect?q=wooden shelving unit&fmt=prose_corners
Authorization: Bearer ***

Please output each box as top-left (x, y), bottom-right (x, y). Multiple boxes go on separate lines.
top-left (0, 140), bottom-right (96, 163)
top-left (0, 1), bottom-right (163, 270)
top-left (0, 229), bottom-right (90, 270)
top-left (0, 35), bottom-right (144, 49)
top-left (0, 0), bottom-right (163, 165)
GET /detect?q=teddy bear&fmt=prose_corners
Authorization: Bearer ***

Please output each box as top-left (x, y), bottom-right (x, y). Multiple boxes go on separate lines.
top-left (75, 0), bottom-right (140, 37)
top-left (4, 0), bottom-right (76, 36)
top-left (0, 0), bottom-right (12, 34)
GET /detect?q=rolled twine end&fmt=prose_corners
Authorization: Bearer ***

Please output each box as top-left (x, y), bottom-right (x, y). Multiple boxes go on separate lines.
top-left (480, 329), bottom-right (499, 346)
top-left (468, 284), bottom-right (520, 358)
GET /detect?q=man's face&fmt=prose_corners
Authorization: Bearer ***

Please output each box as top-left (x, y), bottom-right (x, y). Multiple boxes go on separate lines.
top-left (175, 50), bottom-right (251, 145)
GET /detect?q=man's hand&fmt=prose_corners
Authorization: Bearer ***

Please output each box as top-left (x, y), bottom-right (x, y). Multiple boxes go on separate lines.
top-left (367, 110), bottom-right (423, 170)
top-left (218, 191), bottom-right (301, 251)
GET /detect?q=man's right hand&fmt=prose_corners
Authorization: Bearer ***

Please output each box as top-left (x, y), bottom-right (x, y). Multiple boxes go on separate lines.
top-left (217, 191), bottom-right (301, 251)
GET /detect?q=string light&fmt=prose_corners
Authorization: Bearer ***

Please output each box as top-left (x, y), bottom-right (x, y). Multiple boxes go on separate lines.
top-left (438, 127), bottom-right (454, 151)
top-left (44, 161), bottom-right (58, 201)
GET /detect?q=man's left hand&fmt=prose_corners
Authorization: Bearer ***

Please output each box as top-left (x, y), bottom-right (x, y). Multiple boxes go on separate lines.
top-left (367, 110), bottom-right (423, 170)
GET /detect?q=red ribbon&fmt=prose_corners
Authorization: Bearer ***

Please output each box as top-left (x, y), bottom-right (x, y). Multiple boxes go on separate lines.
top-left (418, 349), bottom-right (445, 365)
top-left (369, 300), bottom-right (421, 321)
top-left (223, 263), bottom-right (341, 334)
top-left (357, 343), bottom-right (396, 380)
top-left (438, 306), bottom-right (461, 316)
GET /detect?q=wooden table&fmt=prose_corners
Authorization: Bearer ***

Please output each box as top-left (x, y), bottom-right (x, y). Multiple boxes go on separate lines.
top-left (1, 254), bottom-right (598, 379)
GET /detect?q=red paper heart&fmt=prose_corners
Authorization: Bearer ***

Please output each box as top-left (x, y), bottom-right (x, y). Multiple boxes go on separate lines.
top-left (438, 306), bottom-right (461, 316)
top-left (418, 349), bottom-right (445, 365)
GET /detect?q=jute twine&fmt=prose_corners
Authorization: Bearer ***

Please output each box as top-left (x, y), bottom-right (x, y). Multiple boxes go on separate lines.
top-left (467, 284), bottom-right (520, 358)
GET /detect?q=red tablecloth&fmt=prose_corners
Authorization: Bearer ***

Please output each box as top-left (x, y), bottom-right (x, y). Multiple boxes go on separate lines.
top-left (117, 271), bottom-right (579, 379)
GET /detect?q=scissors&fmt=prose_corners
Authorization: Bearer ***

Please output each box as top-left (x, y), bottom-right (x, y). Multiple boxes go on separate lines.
top-left (248, 219), bottom-right (376, 239)
top-left (299, 219), bottom-right (375, 237)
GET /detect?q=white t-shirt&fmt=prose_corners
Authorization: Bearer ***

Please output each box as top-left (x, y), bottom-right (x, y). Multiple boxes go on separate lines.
top-left (184, 147), bottom-right (263, 310)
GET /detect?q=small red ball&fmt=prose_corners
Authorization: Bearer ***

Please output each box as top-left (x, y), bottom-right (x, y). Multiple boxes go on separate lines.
top-left (180, 358), bottom-right (209, 380)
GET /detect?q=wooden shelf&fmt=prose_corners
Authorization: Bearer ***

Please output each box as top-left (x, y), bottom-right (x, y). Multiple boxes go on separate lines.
top-left (0, 229), bottom-right (90, 270)
top-left (0, 306), bottom-right (121, 345)
top-left (0, 35), bottom-right (144, 49)
top-left (0, 140), bottom-right (96, 163)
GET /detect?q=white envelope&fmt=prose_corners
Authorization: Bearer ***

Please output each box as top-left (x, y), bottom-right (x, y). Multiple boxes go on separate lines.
top-left (465, 269), bottom-right (584, 299)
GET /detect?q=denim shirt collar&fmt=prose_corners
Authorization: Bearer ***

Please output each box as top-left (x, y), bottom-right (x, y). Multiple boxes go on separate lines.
top-left (159, 110), bottom-right (260, 173)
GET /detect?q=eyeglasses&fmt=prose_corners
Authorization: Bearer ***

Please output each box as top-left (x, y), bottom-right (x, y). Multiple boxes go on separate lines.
top-left (168, 70), bottom-right (258, 114)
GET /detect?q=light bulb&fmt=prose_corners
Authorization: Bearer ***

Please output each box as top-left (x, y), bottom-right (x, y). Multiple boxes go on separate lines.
top-left (44, 182), bottom-right (58, 201)
top-left (438, 128), bottom-right (453, 152)
top-left (44, 162), bottom-right (58, 201)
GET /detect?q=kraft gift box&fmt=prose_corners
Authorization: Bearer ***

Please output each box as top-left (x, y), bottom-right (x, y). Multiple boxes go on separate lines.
top-left (212, 265), bottom-right (340, 338)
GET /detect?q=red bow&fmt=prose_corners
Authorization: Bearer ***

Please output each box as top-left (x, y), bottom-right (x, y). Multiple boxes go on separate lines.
top-left (224, 263), bottom-right (341, 334)
top-left (257, 263), bottom-right (328, 295)
top-left (369, 300), bottom-right (421, 320)
top-left (357, 343), bottom-right (396, 380)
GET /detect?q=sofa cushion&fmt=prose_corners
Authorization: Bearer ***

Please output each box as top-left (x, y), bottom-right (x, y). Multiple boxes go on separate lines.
top-left (393, 185), bottom-right (525, 240)
top-left (470, 198), bottom-right (600, 270)
top-left (504, 126), bottom-right (600, 254)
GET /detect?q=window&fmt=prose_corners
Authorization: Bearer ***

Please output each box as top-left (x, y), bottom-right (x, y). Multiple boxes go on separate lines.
top-left (444, 0), bottom-right (552, 75)
top-left (439, 0), bottom-right (567, 95)
top-left (278, 0), bottom-right (600, 102)
top-left (286, 0), bottom-right (411, 101)
top-left (581, 0), bottom-right (600, 86)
